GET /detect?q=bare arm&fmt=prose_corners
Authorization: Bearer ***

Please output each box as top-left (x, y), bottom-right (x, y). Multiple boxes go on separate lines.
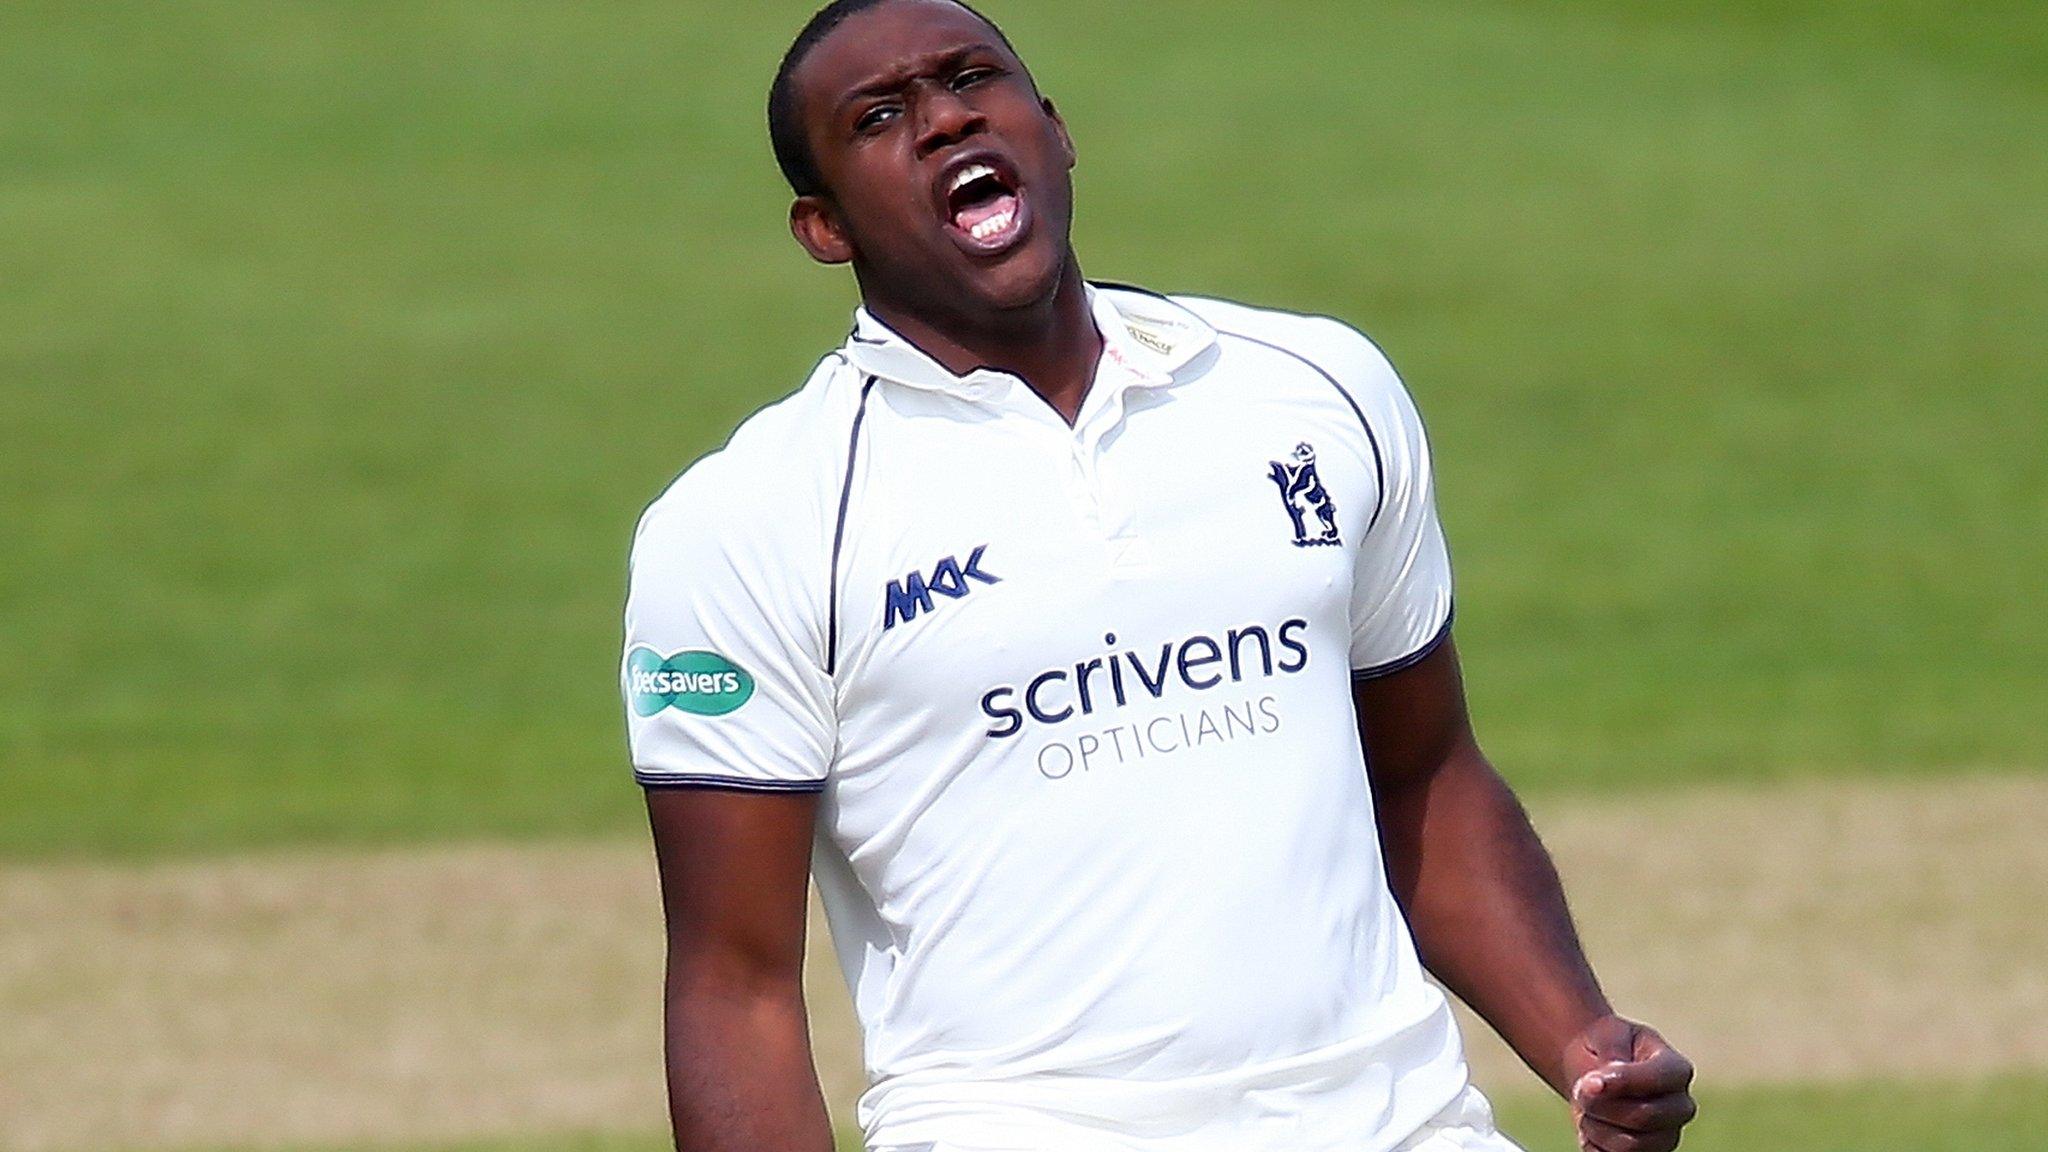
top-left (646, 786), bottom-right (837, 1152)
top-left (1356, 636), bottom-right (1695, 1150)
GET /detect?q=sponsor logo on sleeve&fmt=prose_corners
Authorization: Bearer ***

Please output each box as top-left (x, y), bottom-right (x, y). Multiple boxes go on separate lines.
top-left (626, 647), bottom-right (754, 716)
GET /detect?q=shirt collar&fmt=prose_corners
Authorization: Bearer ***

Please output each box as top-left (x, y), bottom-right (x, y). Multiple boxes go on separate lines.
top-left (842, 283), bottom-right (1216, 396)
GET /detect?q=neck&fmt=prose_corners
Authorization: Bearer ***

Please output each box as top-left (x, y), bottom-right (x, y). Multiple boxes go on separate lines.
top-left (862, 252), bottom-right (1102, 424)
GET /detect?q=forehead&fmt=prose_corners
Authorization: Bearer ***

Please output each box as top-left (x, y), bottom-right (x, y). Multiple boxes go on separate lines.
top-left (794, 0), bottom-right (1017, 117)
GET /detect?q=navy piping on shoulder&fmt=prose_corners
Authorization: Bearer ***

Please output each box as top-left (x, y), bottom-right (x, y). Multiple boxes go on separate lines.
top-left (825, 376), bottom-right (878, 677)
top-left (1350, 608), bottom-right (1455, 681)
top-left (1217, 328), bottom-right (1388, 535)
top-left (1089, 279), bottom-right (1171, 301)
top-left (637, 771), bottom-right (828, 794)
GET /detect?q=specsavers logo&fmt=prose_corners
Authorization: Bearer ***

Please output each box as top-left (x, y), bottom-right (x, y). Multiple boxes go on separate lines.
top-left (627, 647), bottom-right (754, 717)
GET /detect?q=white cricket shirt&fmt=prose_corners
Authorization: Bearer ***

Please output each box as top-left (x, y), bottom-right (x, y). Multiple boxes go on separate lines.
top-left (623, 285), bottom-right (1472, 1152)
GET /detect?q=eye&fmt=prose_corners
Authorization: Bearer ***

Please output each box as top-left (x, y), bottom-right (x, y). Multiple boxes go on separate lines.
top-left (950, 66), bottom-right (999, 91)
top-left (855, 104), bottom-right (901, 133)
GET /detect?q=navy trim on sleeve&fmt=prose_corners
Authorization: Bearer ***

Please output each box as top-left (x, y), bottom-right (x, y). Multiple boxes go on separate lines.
top-left (1350, 608), bottom-right (1455, 682)
top-left (825, 376), bottom-right (878, 677)
top-left (1216, 329), bottom-right (1388, 536)
top-left (636, 771), bottom-right (828, 794)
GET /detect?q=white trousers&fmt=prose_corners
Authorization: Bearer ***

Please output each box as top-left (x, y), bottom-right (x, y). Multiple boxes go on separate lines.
top-left (1393, 1086), bottom-right (1527, 1152)
top-left (873, 1086), bottom-right (1528, 1152)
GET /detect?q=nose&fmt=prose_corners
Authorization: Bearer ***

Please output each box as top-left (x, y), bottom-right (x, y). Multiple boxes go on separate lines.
top-left (912, 82), bottom-right (984, 159)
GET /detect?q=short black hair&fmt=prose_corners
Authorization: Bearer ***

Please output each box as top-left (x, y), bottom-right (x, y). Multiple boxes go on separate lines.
top-left (767, 0), bottom-right (1016, 197)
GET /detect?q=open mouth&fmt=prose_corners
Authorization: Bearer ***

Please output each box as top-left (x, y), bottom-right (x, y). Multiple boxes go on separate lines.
top-left (943, 159), bottom-right (1025, 251)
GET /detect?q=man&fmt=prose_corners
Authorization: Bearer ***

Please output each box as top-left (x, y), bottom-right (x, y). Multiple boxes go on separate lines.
top-left (621, 1), bottom-right (1697, 1150)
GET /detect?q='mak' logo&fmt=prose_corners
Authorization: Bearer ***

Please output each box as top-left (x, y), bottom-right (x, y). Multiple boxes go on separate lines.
top-left (883, 545), bottom-right (1000, 630)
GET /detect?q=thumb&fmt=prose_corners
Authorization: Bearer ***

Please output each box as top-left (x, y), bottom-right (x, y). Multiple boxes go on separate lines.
top-left (1570, 1016), bottom-right (1637, 1102)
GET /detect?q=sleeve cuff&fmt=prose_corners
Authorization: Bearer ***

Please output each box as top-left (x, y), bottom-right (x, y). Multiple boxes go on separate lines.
top-left (634, 771), bottom-right (827, 793)
top-left (1350, 608), bottom-right (1454, 682)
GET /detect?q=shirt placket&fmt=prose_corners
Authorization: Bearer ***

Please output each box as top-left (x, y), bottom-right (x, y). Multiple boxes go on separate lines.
top-left (1068, 366), bottom-right (1154, 576)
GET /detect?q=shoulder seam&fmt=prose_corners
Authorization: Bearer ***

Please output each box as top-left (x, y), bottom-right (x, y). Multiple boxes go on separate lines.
top-left (825, 376), bottom-right (879, 677)
top-left (1215, 327), bottom-right (1388, 535)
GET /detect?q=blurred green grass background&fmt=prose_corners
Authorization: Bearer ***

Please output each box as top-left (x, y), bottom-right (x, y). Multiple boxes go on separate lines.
top-left (4, 4), bottom-right (2044, 1151)
top-left (2, 0), bottom-right (2043, 859)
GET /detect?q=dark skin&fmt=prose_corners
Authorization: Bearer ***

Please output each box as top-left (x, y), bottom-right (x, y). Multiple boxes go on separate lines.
top-left (786, 0), bottom-right (1099, 421)
top-left (649, 2), bottom-right (1696, 1150)
top-left (648, 786), bottom-right (831, 1151)
top-left (1358, 641), bottom-right (1697, 1151)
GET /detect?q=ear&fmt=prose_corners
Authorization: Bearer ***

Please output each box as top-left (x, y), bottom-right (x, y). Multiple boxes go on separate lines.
top-left (790, 195), bottom-right (854, 265)
top-left (1042, 97), bottom-right (1076, 169)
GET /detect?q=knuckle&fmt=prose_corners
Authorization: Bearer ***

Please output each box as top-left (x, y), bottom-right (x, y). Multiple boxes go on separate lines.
top-left (1584, 1120), bottom-right (1639, 1152)
top-left (1586, 1099), bottom-right (1632, 1125)
top-left (1609, 1101), bottom-right (1654, 1127)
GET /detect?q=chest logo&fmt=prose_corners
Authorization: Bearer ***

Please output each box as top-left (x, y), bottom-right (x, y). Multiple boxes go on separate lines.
top-left (1267, 442), bottom-right (1342, 547)
top-left (883, 544), bottom-right (1001, 630)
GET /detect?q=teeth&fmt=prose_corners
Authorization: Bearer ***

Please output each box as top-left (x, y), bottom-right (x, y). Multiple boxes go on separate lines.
top-left (949, 163), bottom-right (996, 194)
top-left (968, 204), bottom-right (1017, 241)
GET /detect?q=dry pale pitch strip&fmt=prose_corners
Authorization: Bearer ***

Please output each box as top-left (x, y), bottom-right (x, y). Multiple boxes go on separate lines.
top-left (3, 774), bottom-right (2044, 1152)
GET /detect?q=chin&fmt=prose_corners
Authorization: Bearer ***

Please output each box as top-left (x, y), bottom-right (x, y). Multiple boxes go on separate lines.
top-left (966, 243), bottom-right (1071, 315)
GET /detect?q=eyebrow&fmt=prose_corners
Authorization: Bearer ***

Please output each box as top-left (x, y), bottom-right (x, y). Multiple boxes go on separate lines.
top-left (835, 44), bottom-right (998, 113)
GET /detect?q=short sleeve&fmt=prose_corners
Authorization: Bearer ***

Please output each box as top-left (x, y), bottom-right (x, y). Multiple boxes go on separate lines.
top-left (621, 461), bottom-right (835, 791)
top-left (1345, 342), bottom-right (1454, 677)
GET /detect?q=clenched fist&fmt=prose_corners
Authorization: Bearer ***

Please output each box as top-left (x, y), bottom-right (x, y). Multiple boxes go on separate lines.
top-left (1563, 1015), bottom-right (1697, 1152)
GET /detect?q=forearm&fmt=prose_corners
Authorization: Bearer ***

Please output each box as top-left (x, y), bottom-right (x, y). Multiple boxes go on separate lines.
top-left (662, 959), bottom-right (836, 1152)
top-left (1375, 747), bottom-right (1609, 1095)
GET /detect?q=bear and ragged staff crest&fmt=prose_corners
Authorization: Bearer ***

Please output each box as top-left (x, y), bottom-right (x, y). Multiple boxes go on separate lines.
top-left (1267, 442), bottom-right (1341, 547)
